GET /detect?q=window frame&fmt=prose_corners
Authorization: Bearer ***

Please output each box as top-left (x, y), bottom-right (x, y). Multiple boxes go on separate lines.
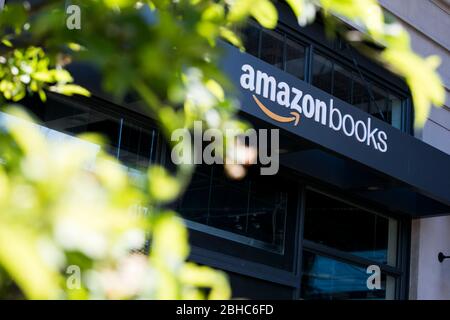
top-left (244, 20), bottom-right (309, 82)
top-left (295, 183), bottom-right (410, 300)
top-left (310, 47), bottom-right (409, 131)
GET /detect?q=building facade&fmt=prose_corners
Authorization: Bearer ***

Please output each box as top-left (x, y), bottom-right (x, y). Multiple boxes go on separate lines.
top-left (2, 0), bottom-right (450, 299)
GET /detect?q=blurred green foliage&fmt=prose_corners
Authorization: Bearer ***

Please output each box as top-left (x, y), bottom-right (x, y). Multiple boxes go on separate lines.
top-left (0, 107), bottom-right (231, 299)
top-left (0, 0), bottom-right (445, 299)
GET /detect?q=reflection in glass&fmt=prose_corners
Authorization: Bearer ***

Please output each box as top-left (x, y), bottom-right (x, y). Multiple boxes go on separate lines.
top-left (312, 53), bottom-right (333, 94)
top-left (370, 83), bottom-right (389, 122)
top-left (242, 24), bottom-right (260, 57)
top-left (23, 96), bottom-right (121, 156)
top-left (301, 251), bottom-right (396, 299)
top-left (260, 30), bottom-right (284, 70)
top-left (176, 165), bottom-right (212, 225)
top-left (304, 190), bottom-right (398, 266)
top-left (20, 95), bottom-right (159, 185)
top-left (209, 169), bottom-right (251, 237)
top-left (119, 122), bottom-right (158, 187)
top-left (247, 177), bottom-right (288, 245)
top-left (285, 38), bottom-right (305, 80)
top-left (389, 93), bottom-right (403, 130)
top-left (119, 122), bottom-right (158, 169)
top-left (333, 63), bottom-right (352, 103)
top-left (0, 111), bottom-right (102, 170)
top-left (352, 74), bottom-right (370, 113)
top-left (176, 165), bottom-right (288, 252)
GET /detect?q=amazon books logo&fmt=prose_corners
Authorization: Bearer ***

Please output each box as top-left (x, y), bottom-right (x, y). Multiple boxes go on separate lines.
top-left (239, 64), bottom-right (388, 153)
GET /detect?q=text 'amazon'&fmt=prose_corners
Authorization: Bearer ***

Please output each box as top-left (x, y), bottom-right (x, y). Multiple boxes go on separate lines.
top-left (240, 64), bottom-right (388, 153)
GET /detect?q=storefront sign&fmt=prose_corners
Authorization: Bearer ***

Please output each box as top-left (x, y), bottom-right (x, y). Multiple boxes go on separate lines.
top-left (239, 63), bottom-right (388, 152)
top-left (220, 42), bottom-right (450, 213)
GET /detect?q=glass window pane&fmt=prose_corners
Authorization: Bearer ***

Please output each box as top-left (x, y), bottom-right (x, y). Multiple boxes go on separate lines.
top-left (285, 38), bottom-right (305, 80)
top-left (352, 74), bottom-right (370, 113)
top-left (208, 168), bottom-right (251, 237)
top-left (304, 190), bottom-right (398, 266)
top-left (22, 96), bottom-right (121, 157)
top-left (333, 63), bottom-right (352, 103)
top-left (241, 24), bottom-right (260, 57)
top-left (0, 110), bottom-right (103, 171)
top-left (260, 30), bottom-right (284, 69)
top-left (370, 83), bottom-right (389, 122)
top-left (312, 53), bottom-right (333, 94)
top-left (176, 165), bottom-right (288, 253)
top-left (246, 175), bottom-right (288, 250)
top-left (177, 165), bottom-right (212, 225)
top-left (301, 251), bottom-right (396, 300)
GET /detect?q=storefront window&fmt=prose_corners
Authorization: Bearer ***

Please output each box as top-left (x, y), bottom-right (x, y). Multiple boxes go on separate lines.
top-left (311, 52), bottom-right (406, 130)
top-left (301, 251), bottom-right (396, 300)
top-left (24, 96), bottom-right (121, 157)
top-left (352, 74), bottom-right (370, 113)
top-left (285, 38), bottom-right (306, 80)
top-left (370, 83), bottom-right (389, 122)
top-left (242, 24), bottom-right (306, 81)
top-left (19, 95), bottom-right (159, 180)
top-left (312, 53), bottom-right (333, 94)
top-left (389, 93), bottom-right (403, 130)
top-left (241, 24), bottom-right (260, 57)
top-left (119, 121), bottom-right (158, 171)
top-left (304, 189), bottom-right (398, 266)
top-left (333, 63), bottom-right (352, 103)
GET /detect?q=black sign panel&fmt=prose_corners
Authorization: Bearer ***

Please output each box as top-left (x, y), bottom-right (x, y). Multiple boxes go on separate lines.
top-left (221, 43), bottom-right (450, 212)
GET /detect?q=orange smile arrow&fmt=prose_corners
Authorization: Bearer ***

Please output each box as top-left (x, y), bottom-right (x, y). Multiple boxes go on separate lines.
top-left (252, 95), bottom-right (300, 126)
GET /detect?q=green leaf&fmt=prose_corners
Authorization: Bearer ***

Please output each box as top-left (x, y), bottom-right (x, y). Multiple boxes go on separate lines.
top-left (103, 0), bottom-right (136, 8)
top-left (219, 27), bottom-right (243, 50)
top-left (32, 72), bottom-right (53, 83)
top-left (180, 263), bottom-right (231, 299)
top-left (202, 4), bottom-right (225, 22)
top-left (49, 84), bottom-right (91, 97)
top-left (148, 166), bottom-right (181, 203)
top-left (381, 49), bottom-right (445, 127)
top-left (285, 0), bottom-right (303, 17)
top-left (1, 39), bottom-right (13, 47)
top-left (38, 89), bottom-right (47, 102)
top-left (67, 42), bottom-right (84, 52)
top-left (205, 79), bottom-right (225, 102)
top-left (50, 69), bottom-right (74, 83)
top-left (151, 212), bottom-right (189, 266)
top-left (227, 0), bottom-right (253, 23)
top-left (250, 0), bottom-right (278, 29)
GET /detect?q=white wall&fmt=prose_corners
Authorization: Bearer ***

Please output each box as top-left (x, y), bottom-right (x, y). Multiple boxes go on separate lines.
top-left (412, 111), bottom-right (450, 299)
top-left (379, 0), bottom-right (450, 300)
top-left (410, 217), bottom-right (450, 299)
